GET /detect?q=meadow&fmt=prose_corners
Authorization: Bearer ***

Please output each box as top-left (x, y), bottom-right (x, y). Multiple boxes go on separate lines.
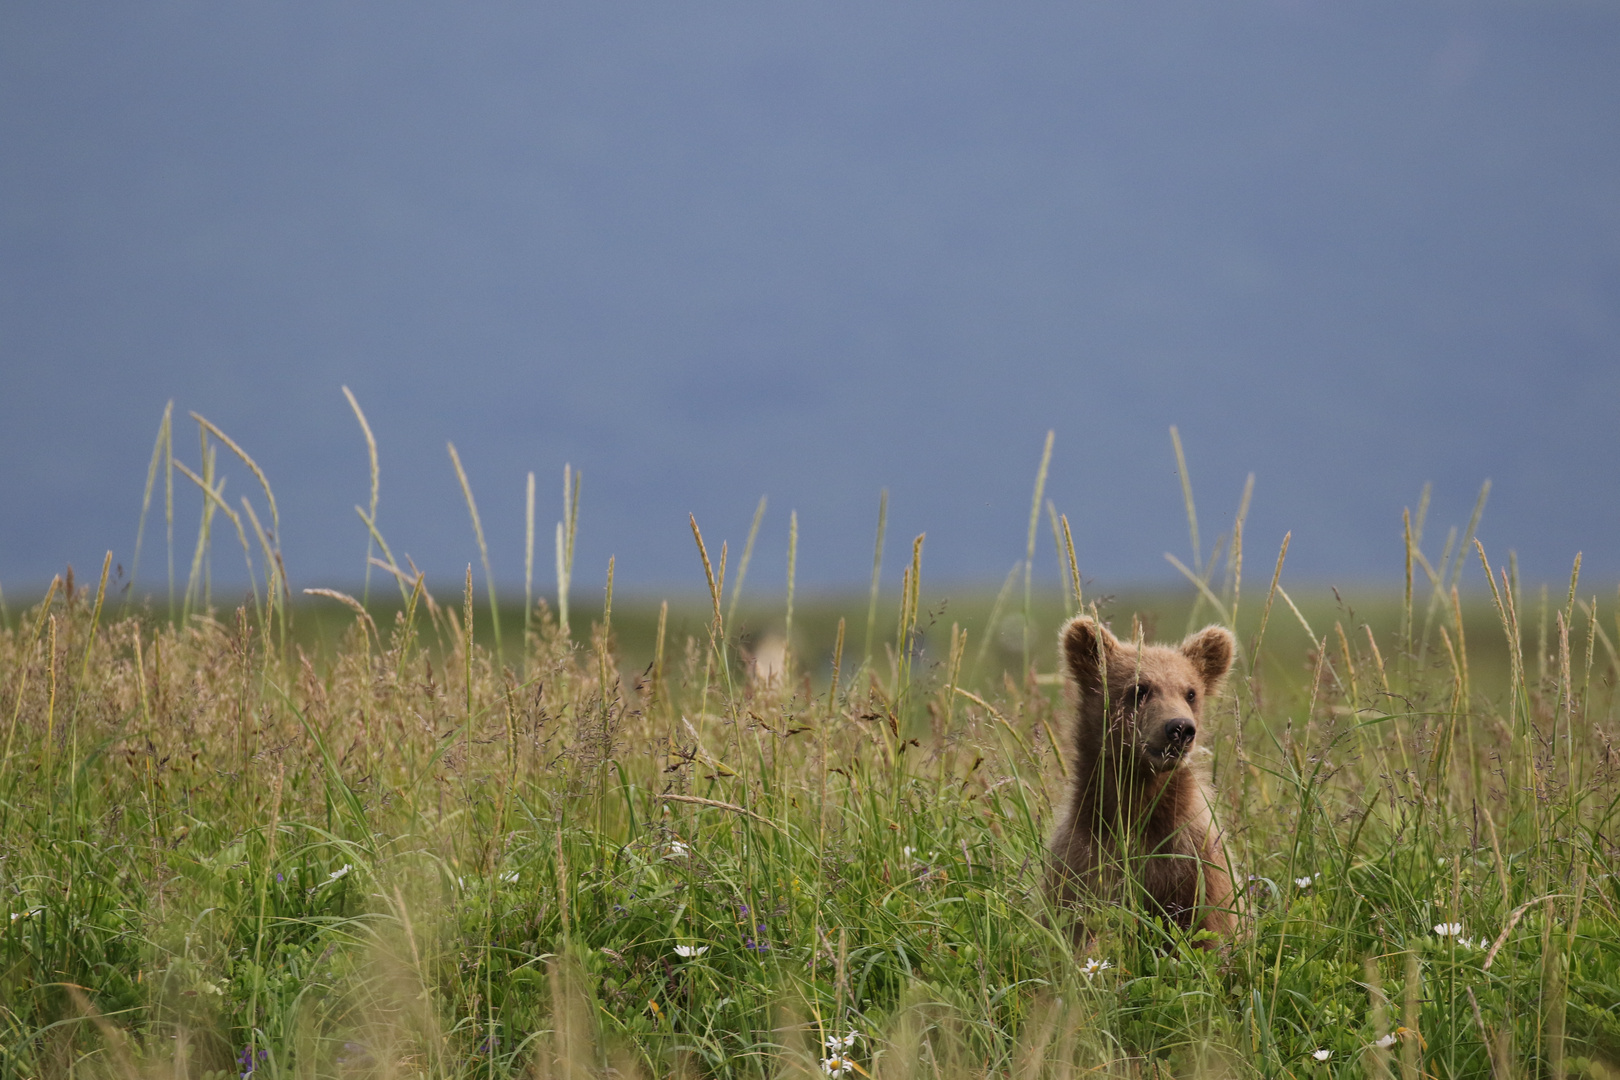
top-left (2, 408), bottom-right (1617, 1079)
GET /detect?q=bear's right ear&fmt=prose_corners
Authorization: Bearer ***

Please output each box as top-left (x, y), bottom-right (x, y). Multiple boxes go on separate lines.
top-left (1060, 616), bottom-right (1118, 694)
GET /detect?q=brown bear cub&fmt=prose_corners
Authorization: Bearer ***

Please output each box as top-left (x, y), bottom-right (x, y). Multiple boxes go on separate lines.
top-left (1047, 616), bottom-right (1237, 946)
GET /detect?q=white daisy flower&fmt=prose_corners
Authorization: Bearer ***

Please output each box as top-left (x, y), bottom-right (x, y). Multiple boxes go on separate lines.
top-left (328, 864), bottom-right (351, 882)
top-left (1373, 1033), bottom-right (1398, 1049)
top-left (1295, 874), bottom-right (1319, 888)
top-left (1312, 1049), bottom-right (1332, 1061)
top-left (1433, 922), bottom-right (1463, 937)
top-left (824, 1033), bottom-right (858, 1053)
top-left (1080, 957), bottom-right (1112, 978)
top-left (822, 1056), bottom-right (854, 1076)
top-left (673, 945), bottom-right (709, 958)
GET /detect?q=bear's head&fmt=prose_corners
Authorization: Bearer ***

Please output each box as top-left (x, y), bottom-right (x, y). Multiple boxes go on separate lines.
top-left (1060, 616), bottom-right (1235, 776)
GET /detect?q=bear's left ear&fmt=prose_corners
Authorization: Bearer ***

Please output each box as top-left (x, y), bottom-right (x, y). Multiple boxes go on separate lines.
top-left (1181, 625), bottom-right (1236, 693)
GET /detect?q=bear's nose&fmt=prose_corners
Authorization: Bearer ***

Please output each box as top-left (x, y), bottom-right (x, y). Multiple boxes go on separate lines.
top-left (1165, 719), bottom-right (1196, 748)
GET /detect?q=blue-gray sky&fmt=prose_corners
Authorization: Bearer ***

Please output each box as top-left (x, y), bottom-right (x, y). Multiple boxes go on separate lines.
top-left (3, 2), bottom-right (1617, 601)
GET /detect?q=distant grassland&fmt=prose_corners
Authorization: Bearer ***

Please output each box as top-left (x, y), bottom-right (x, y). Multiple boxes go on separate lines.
top-left (2, 404), bottom-right (1618, 1080)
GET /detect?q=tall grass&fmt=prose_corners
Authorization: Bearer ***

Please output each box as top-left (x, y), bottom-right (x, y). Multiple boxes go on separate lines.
top-left (1, 408), bottom-right (1617, 1079)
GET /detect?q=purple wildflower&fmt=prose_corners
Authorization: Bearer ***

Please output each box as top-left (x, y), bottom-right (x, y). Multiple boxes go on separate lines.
top-left (237, 1046), bottom-right (268, 1078)
top-left (336, 1041), bottom-right (371, 1069)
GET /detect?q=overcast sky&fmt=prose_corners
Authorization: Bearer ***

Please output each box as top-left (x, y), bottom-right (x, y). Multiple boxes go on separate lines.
top-left (3, 2), bottom-right (1617, 603)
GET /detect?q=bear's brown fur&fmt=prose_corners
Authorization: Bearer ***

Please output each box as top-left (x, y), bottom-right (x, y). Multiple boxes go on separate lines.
top-left (1047, 616), bottom-right (1237, 945)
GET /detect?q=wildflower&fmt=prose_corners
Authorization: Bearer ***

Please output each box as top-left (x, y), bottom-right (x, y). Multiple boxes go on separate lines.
top-left (499, 871), bottom-right (519, 884)
top-left (673, 945), bottom-right (708, 958)
top-left (822, 1056), bottom-right (854, 1076)
top-left (1373, 1033), bottom-right (1398, 1049)
top-left (1312, 1048), bottom-right (1331, 1062)
top-left (825, 1033), bottom-right (859, 1053)
top-left (1080, 957), bottom-right (1112, 978)
top-left (1433, 922), bottom-right (1463, 937)
top-left (336, 1040), bottom-right (372, 1067)
top-left (328, 864), bottom-right (351, 882)
top-left (1456, 936), bottom-right (1478, 950)
top-left (237, 1046), bottom-right (269, 1078)
top-left (1295, 874), bottom-right (1319, 888)
top-left (665, 840), bottom-right (691, 859)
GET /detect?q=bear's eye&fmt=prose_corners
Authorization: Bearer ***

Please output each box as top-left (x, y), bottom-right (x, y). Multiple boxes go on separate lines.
top-left (1130, 684), bottom-right (1152, 704)
top-left (1184, 688), bottom-right (1197, 705)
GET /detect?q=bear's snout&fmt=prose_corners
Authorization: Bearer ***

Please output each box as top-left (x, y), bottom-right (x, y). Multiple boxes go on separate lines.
top-left (1142, 715), bottom-right (1197, 770)
top-left (1164, 718), bottom-right (1196, 749)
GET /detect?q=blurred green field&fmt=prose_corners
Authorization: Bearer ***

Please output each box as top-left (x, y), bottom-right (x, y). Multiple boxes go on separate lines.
top-left (2, 409), bottom-right (1617, 1079)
